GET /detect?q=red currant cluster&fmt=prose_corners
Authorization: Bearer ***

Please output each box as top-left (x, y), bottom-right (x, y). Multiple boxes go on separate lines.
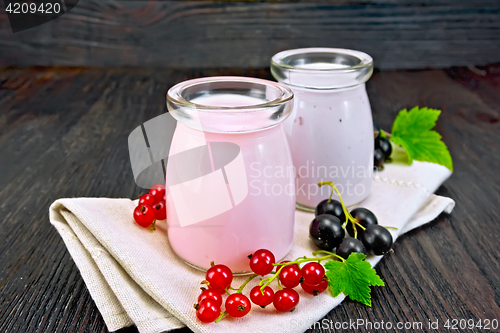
top-left (133, 184), bottom-right (167, 230)
top-left (195, 249), bottom-right (330, 323)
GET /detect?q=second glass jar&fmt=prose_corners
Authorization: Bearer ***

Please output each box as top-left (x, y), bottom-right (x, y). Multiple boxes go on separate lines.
top-left (271, 47), bottom-right (374, 209)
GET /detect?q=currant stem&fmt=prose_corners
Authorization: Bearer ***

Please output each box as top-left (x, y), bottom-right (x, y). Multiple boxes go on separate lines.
top-left (213, 275), bottom-right (257, 323)
top-left (259, 254), bottom-right (337, 291)
top-left (318, 181), bottom-right (367, 235)
top-left (381, 129), bottom-right (392, 138)
top-left (319, 180), bottom-right (335, 203)
top-left (237, 274), bottom-right (258, 294)
top-left (149, 220), bottom-right (156, 231)
top-left (318, 181), bottom-right (353, 225)
top-left (215, 311), bottom-right (227, 323)
top-left (384, 226), bottom-right (398, 230)
top-left (311, 250), bottom-right (345, 262)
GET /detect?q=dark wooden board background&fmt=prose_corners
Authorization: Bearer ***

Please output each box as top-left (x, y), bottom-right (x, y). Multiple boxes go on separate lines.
top-left (0, 64), bottom-right (499, 332)
top-left (1, 0), bottom-right (500, 69)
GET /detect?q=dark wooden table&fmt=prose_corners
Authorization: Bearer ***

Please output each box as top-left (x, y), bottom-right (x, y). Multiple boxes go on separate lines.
top-left (0, 65), bottom-right (499, 333)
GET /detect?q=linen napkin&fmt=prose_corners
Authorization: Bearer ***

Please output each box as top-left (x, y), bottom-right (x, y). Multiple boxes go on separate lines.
top-left (49, 161), bottom-right (455, 333)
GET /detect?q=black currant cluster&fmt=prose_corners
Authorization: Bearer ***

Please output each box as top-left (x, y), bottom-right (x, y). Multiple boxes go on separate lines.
top-left (373, 124), bottom-right (392, 171)
top-left (309, 182), bottom-right (394, 258)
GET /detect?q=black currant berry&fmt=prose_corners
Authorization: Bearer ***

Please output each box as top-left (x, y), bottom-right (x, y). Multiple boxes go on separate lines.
top-left (373, 123), bottom-right (381, 137)
top-left (346, 207), bottom-right (378, 238)
top-left (309, 214), bottom-right (345, 252)
top-left (375, 137), bottom-right (392, 160)
top-left (360, 225), bottom-right (393, 255)
top-left (315, 199), bottom-right (346, 222)
top-left (336, 238), bottom-right (366, 259)
top-left (374, 149), bottom-right (384, 170)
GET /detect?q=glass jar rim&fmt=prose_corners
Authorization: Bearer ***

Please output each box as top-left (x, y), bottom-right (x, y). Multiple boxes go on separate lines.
top-left (167, 76), bottom-right (294, 112)
top-left (271, 48), bottom-right (373, 89)
top-left (166, 76), bottom-right (295, 133)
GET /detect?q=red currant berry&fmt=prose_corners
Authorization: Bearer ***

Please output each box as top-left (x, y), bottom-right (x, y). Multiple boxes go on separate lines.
top-left (273, 288), bottom-right (299, 312)
top-left (249, 286), bottom-right (274, 308)
top-left (133, 204), bottom-right (155, 228)
top-left (301, 262), bottom-right (325, 285)
top-left (206, 264), bottom-right (233, 291)
top-left (153, 201), bottom-right (167, 220)
top-left (249, 249), bottom-right (275, 275)
top-left (300, 278), bottom-right (328, 296)
top-left (149, 184), bottom-right (166, 202)
top-left (278, 261), bottom-right (302, 288)
top-left (196, 298), bottom-right (220, 323)
top-left (208, 286), bottom-right (226, 295)
top-left (138, 193), bottom-right (156, 207)
top-left (198, 289), bottom-right (223, 307)
top-left (225, 293), bottom-right (251, 317)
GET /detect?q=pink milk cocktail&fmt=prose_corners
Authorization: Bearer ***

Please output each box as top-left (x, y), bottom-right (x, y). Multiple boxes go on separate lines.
top-left (165, 77), bottom-right (295, 273)
top-left (271, 48), bottom-right (375, 209)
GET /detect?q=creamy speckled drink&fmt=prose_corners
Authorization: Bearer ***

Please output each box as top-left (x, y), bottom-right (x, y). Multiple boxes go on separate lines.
top-left (272, 48), bottom-right (374, 208)
top-left (165, 77), bottom-right (295, 273)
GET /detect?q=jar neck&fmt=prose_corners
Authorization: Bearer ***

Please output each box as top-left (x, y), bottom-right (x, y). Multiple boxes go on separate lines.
top-left (285, 82), bottom-right (367, 94)
top-left (174, 120), bottom-right (285, 138)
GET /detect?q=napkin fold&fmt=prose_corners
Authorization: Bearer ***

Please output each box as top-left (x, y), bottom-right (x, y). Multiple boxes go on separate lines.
top-left (50, 161), bottom-right (455, 333)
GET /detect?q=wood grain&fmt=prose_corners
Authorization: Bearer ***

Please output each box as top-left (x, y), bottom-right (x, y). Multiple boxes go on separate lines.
top-left (0, 65), bottom-right (499, 333)
top-left (0, 1), bottom-right (499, 69)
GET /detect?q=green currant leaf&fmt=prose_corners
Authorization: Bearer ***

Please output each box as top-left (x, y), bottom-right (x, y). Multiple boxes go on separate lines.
top-left (324, 253), bottom-right (384, 307)
top-left (389, 106), bottom-right (453, 171)
top-left (392, 106), bottom-right (441, 136)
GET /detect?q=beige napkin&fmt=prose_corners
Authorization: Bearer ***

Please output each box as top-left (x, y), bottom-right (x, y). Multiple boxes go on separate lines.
top-left (50, 161), bottom-right (455, 333)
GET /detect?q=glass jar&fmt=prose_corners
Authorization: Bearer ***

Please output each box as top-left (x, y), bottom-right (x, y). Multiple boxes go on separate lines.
top-left (271, 48), bottom-right (374, 209)
top-left (165, 77), bottom-right (295, 273)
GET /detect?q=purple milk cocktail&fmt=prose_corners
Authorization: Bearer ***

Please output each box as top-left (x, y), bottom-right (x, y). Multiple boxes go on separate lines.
top-left (165, 77), bottom-right (295, 273)
top-left (271, 48), bottom-right (375, 209)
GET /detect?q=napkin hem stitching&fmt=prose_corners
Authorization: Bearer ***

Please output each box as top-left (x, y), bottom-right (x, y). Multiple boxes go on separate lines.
top-left (373, 176), bottom-right (431, 196)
